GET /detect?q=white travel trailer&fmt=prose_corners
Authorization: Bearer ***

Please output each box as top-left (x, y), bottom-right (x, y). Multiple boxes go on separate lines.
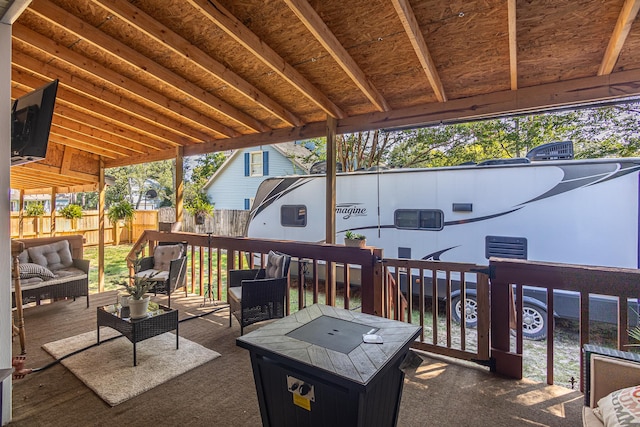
top-left (246, 147), bottom-right (640, 339)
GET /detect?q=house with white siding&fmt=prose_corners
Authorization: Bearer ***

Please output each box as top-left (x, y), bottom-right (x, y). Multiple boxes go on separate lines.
top-left (203, 141), bottom-right (313, 210)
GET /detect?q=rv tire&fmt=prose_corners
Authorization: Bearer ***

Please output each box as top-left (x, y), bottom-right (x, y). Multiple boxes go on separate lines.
top-left (451, 295), bottom-right (478, 328)
top-left (521, 303), bottom-right (548, 341)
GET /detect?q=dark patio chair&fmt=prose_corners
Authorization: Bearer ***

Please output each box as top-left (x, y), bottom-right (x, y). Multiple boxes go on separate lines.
top-left (228, 251), bottom-right (291, 335)
top-left (134, 242), bottom-right (187, 308)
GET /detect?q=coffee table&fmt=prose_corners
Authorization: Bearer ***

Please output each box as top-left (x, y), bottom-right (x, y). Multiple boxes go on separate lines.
top-left (96, 303), bottom-right (178, 366)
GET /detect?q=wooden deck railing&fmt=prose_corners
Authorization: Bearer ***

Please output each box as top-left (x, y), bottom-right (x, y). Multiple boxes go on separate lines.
top-left (489, 257), bottom-right (640, 388)
top-left (127, 231), bottom-right (640, 388)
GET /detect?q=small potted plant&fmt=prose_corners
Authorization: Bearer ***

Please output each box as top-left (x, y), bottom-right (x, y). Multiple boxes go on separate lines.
top-left (58, 204), bottom-right (83, 229)
top-left (344, 230), bottom-right (367, 248)
top-left (113, 255), bottom-right (158, 319)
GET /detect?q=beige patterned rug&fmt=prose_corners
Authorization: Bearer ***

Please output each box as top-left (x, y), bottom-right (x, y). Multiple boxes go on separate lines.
top-left (42, 328), bottom-right (220, 406)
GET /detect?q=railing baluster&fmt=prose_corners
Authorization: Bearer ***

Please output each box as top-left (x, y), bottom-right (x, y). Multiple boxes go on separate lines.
top-left (546, 285), bottom-right (554, 385)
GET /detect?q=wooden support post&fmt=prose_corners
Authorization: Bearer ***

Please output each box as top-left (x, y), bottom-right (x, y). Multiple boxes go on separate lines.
top-left (11, 241), bottom-right (26, 354)
top-left (325, 116), bottom-right (337, 306)
top-left (175, 147), bottom-right (184, 229)
top-left (98, 158), bottom-right (105, 293)
top-left (50, 187), bottom-right (56, 237)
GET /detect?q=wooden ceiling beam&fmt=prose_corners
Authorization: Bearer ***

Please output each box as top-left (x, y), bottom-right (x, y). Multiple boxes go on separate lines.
top-left (184, 67), bottom-right (640, 158)
top-left (13, 24), bottom-right (246, 140)
top-left (89, 0), bottom-right (303, 128)
top-left (27, 0), bottom-right (263, 135)
top-left (12, 53), bottom-right (223, 146)
top-left (508, 0), bottom-right (518, 90)
top-left (49, 127), bottom-right (131, 158)
top-left (390, 0), bottom-right (446, 102)
top-left (186, 0), bottom-right (346, 119)
top-left (599, 0), bottom-right (640, 75)
top-left (284, 0), bottom-right (390, 112)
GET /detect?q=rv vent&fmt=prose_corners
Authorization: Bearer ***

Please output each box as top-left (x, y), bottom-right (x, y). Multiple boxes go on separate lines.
top-left (526, 141), bottom-right (574, 161)
top-left (485, 236), bottom-right (527, 259)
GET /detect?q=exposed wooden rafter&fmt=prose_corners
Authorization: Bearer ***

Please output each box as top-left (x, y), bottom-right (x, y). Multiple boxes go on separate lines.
top-left (285, 0), bottom-right (390, 111)
top-left (185, 0), bottom-right (346, 119)
top-left (89, 0), bottom-right (303, 128)
top-left (599, 0), bottom-right (640, 75)
top-left (390, 0), bottom-right (446, 102)
top-left (508, 0), bottom-right (518, 90)
top-left (28, 0), bottom-right (264, 135)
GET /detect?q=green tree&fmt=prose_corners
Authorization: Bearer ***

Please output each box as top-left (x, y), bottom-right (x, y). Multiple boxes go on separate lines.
top-left (184, 152), bottom-right (226, 208)
top-left (105, 160), bottom-right (175, 209)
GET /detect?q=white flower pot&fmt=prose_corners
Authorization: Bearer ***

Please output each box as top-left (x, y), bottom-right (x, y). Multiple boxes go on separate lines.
top-left (128, 295), bottom-right (150, 319)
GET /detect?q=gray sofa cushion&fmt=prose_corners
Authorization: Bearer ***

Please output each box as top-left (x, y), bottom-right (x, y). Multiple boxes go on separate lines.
top-left (17, 250), bottom-right (29, 264)
top-left (27, 240), bottom-right (74, 271)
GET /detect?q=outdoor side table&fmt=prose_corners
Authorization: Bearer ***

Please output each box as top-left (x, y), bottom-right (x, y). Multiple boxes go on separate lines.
top-left (97, 303), bottom-right (178, 366)
top-left (237, 304), bottom-right (421, 427)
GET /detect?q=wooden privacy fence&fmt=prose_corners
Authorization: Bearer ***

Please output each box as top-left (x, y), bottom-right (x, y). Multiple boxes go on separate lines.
top-left (10, 209), bottom-right (250, 244)
top-left (9, 210), bottom-right (158, 246)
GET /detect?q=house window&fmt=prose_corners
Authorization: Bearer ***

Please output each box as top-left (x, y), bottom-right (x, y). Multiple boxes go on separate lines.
top-left (281, 205), bottom-right (307, 227)
top-left (250, 151), bottom-right (263, 177)
top-left (394, 209), bottom-right (443, 230)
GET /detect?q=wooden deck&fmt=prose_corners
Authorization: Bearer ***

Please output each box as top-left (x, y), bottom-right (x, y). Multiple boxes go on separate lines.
top-left (9, 292), bottom-right (584, 426)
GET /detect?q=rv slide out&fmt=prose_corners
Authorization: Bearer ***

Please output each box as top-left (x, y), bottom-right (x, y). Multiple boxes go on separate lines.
top-left (246, 157), bottom-right (640, 339)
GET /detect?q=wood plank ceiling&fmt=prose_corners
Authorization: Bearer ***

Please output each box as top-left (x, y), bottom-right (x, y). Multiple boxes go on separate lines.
top-left (9, 0), bottom-right (640, 191)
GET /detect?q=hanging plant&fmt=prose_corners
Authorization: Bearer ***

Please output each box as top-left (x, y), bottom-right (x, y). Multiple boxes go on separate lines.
top-left (58, 204), bottom-right (83, 219)
top-left (186, 197), bottom-right (214, 225)
top-left (107, 200), bottom-right (135, 224)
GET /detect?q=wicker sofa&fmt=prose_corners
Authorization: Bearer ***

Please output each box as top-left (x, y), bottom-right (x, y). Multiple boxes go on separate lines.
top-left (11, 235), bottom-right (90, 307)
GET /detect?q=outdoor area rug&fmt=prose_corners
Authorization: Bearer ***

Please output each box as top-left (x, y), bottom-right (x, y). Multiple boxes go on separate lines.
top-left (42, 328), bottom-right (221, 406)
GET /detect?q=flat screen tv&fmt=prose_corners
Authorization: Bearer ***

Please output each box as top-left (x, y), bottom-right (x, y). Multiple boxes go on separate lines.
top-left (11, 79), bottom-right (59, 166)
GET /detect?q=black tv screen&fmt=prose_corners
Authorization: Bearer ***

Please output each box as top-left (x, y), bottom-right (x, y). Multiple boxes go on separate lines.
top-left (11, 79), bottom-right (59, 166)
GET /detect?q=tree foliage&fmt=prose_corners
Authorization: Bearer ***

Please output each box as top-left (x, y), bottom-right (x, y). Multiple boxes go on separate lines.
top-left (105, 160), bottom-right (175, 208)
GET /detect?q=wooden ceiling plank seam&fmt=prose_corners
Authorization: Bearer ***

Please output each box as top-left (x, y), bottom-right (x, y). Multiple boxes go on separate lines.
top-left (90, 0), bottom-right (303, 127)
top-left (390, 0), bottom-right (447, 102)
top-left (27, 0), bottom-right (262, 135)
top-left (284, 0), bottom-right (390, 112)
top-left (598, 0), bottom-right (640, 75)
top-left (508, 0), bottom-right (517, 90)
top-left (13, 23), bottom-right (254, 139)
top-left (185, 0), bottom-right (346, 119)
top-left (12, 49), bottom-right (222, 144)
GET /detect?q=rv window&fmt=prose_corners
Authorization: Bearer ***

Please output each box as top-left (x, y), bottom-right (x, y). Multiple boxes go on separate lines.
top-left (394, 209), bottom-right (443, 230)
top-left (250, 151), bottom-right (263, 176)
top-left (281, 205), bottom-right (307, 227)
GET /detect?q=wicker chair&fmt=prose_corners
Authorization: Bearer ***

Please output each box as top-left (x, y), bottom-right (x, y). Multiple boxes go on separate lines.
top-left (134, 243), bottom-right (187, 308)
top-left (228, 251), bottom-right (291, 335)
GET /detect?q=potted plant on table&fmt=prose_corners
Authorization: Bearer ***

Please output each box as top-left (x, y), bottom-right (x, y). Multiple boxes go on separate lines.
top-left (114, 270), bottom-right (158, 319)
top-left (344, 230), bottom-right (367, 248)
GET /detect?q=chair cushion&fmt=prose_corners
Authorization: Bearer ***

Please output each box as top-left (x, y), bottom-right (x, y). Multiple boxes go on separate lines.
top-left (27, 240), bottom-right (73, 271)
top-left (153, 245), bottom-right (183, 271)
top-left (265, 251), bottom-right (285, 279)
top-left (19, 262), bottom-right (55, 280)
top-left (595, 384), bottom-right (640, 426)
